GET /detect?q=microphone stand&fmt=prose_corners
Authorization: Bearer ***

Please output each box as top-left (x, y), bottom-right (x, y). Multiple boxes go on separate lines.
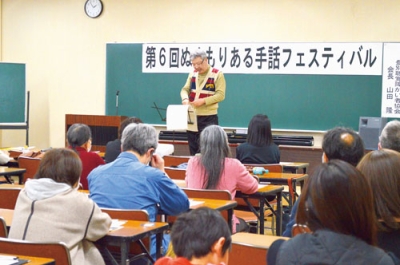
top-left (115, 90), bottom-right (120, 115)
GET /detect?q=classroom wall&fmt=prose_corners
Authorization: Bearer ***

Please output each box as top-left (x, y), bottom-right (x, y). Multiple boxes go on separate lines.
top-left (1, 0), bottom-right (399, 149)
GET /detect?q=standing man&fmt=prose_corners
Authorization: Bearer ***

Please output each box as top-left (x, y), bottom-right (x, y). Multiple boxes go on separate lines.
top-left (181, 49), bottom-right (226, 155)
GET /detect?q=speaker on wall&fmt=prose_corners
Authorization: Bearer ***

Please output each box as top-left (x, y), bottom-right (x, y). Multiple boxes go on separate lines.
top-left (358, 117), bottom-right (388, 150)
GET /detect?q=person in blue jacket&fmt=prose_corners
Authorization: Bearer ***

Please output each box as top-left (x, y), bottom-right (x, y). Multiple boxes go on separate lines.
top-left (88, 123), bottom-right (189, 260)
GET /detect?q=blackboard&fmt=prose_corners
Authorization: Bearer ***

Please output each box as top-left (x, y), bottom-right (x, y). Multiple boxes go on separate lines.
top-left (0, 63), bottom-right (26, 126)
top-left (105, 43), bottom-right (381, 131)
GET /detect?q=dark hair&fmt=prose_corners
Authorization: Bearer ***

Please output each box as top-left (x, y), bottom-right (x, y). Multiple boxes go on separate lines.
top-left (198, 125), bottom-right (231, 189)
top-left (67, 123), bottom-right (92, 150)
top-left (118, 116), bottom-right (143, 139)
top-left (296, 160), bottom-right (377, 245)
top-left (170, 207), bottom-right (231, 260)
top-left (246, 114), bottom-right (273, 146)
top-left (34, 148), bottom-right (82, 187)
top-left (379, 120), bottom-right (400, 152)
top-left (357, 149), bottom-right (400, 231)
top-left (322, 127), bottom-right (365, 166)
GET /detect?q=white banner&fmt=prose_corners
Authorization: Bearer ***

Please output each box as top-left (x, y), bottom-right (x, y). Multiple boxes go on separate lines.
top-left (382, 43), bottom-right (400, 117)
top-left (142, 42), bottom-right (382, 75)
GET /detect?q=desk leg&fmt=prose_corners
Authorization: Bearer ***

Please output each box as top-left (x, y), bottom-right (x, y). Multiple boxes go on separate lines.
top-left (18, 173), bottom-right (23, 184)
top-left (259, 199), bottom-right (265, 235)
top-left (156, 231), bottom-right (163, 259)
top-left (227, 209), bottom-right (233, 233)
top-left (276, 191), bottom-right (282, 236)
top-left (120, 242), bottom-right (129, 265)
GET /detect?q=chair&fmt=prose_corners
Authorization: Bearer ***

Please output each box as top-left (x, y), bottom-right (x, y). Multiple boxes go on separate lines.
top-left (0, 188), bottom-right (22, 209)
top-left (244, 163), bottom-right (283, 173)
top-left (163, 155), bottom-right (192, 167)
top-left (99, 208), bottom-right (153, 264)
top-left (0, 237), bottom-right (71, 265)
top-left (164, 167), bottom-right (186, 180)
top-left (17, 156), bottom-right (41, 184)
top-left (0, 217), bottom-right (7, 237)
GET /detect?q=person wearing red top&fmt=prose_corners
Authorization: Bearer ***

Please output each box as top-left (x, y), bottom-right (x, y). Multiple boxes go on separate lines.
top-left (67, 123), bottom-right (104, 190)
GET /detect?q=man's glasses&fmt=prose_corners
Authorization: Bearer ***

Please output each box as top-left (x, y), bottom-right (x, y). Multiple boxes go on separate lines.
top-left (192, 58), bottom-right (205, 67)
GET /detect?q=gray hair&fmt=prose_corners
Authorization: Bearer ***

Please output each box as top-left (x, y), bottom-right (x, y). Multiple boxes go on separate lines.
top-left (199, 125), bottom-right (231, 189)
top-left (190, 49), bottom-right (207, 61)
top-left (121, 123), bottom-right (158, 155)
top-left (379, 120), bottom-right (400, 152)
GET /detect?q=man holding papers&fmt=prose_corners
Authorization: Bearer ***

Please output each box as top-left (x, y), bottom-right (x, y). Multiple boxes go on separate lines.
top-left (180, 49), bottom-right (226, 155)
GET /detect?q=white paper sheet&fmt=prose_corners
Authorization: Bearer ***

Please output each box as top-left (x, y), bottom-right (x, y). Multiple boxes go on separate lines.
top-left (166, 104), bottom-right (189, 130)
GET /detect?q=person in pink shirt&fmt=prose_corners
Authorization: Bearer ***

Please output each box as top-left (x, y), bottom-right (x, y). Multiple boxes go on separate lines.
top-left (185, 125), bottom-right (258, 233)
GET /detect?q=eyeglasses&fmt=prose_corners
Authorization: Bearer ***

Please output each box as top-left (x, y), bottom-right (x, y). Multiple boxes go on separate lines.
top-left (192, 58), bottom-right (205, 67)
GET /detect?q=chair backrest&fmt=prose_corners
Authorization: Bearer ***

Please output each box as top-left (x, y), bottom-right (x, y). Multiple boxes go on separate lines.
top-left (182, 188), bottom-right (232, 200)
top-left (100, 208), bottom-right (149, 222)
top-left (244, 163), bottom-right (283, 173)
top-left (0, 188), bottom-right (22, 209)
top-left (0, 217), bottom-right (7, 237)
top-left (164, 167), bottom-right (186, 180)
top-left (0, 237), bottom-right (71, 265)
top-left (163, 155), bottom-right (192, 167)
top-left (18, 156), bottom-right (41, 183)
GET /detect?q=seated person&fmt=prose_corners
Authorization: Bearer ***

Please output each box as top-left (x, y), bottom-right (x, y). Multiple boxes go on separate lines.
top-left (88, 123), bottom-right (189, 259)
top-left (155, 207), bottom-right (231, 265)
top-left (0, 150), bottom-right (11, 165)
top-left (105, 116), bottom-right (143, 163)
top-left (104, 116), bottom-right (173, 163)
top-left (282, 126), bottom-right (365, 237)
top-left (357, 149), bottom-right (400, 258)
top-left (9, 148), bottom-right (112, 265)
top-left (67, 123), bottom-right (105, 189)
top-left (186, 125), bottom-right (258, 233)
top-left (267, 160), bottom-right (399, 265)
top-left (236, 114), bottom-right (280, 164)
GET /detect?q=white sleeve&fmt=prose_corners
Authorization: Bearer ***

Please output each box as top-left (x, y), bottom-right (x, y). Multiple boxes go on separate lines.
top-left (0, 151), bottom-right (11, 164)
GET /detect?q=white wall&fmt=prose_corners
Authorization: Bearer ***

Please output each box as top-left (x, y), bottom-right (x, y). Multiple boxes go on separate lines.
top-left (1, 0), bottom-right (399, 148)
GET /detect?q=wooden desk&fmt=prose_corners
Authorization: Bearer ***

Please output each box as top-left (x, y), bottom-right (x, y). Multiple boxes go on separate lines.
top-left (280, 162), bottom-right (309, 174)
top-left (258, 172), bottom-right (308, 210)
top-left (0, 254), bottom-right (55, 265)
top-left (98, 220), bottom-right (169, 265)
top-left (0, 167), bottom-right (26, 185)
top-left (189, 198), bottom-right (237, 231)
top-left (236, 184), bottom-right (284, 236)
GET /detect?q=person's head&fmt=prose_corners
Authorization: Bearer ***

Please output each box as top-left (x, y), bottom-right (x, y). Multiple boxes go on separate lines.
top-left (190, 49), bottom-right (209, 74)
top-left (357, 149), bottom-right (400, 231)
top-left (34, 148), bottom-right (82, 187)
top-left (199, 125), bottom-right (231, 189)
top-left (121, 123), bottom-right (158, 160)
top-left (322, 127), bottom-right (365, 166)
top-left (67, 123), bottom-right (92, 152)
top-left (247, 114), bottom-right (273, 146)
top-left (118, 116), bottom-right (143, 139)
top-left (296, 160), bottom-right (376, 245)
top-left (379, 120), bottom-right (400, 152)
top-left (170, 207), bottom-right (231, 264)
